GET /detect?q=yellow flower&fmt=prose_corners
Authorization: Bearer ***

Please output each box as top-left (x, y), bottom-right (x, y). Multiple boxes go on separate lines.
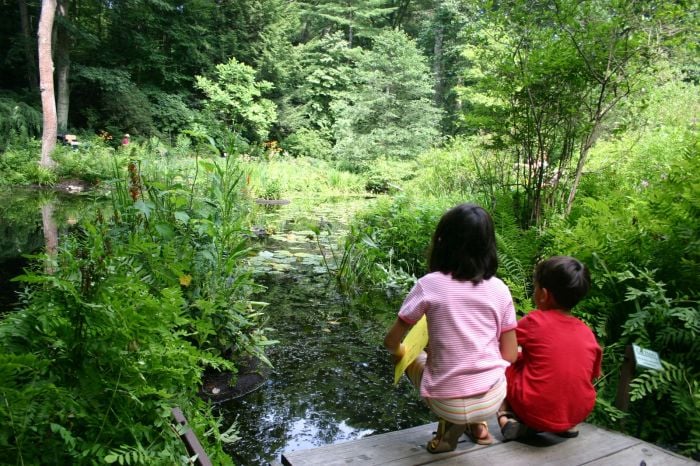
top-left (179, 274), bottom-right (192, 287)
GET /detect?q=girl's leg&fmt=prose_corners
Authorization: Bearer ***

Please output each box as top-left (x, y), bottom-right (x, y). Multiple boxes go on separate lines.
top-left (405, 351), bottom-right (426, 389)
top-left (426, 420), bottom-right (467, 453)
top-left (426, 378), bottom-right (507, 448)
top-left (403, 353), bottom-right (469, 454)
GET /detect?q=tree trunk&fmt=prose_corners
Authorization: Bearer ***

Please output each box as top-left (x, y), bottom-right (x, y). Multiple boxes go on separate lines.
top-left (432, 22), bottom-right (444, 107)
top-left (55, 0), bottom-right (71, 133)
top-left (18, 0), bottom-right (38, 91)
top-left (41, 202), bottom-right (58, 274)
top-left (38, 0), bottom-right (57, 168)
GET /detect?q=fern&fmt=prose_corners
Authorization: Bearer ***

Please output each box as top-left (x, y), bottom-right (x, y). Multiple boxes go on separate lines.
top-left (104, 443), bottom-right (152, 465)
top-left (630, 361), bottom-right (688, 401)
top-left (0, 95), bottom-right (42, 147)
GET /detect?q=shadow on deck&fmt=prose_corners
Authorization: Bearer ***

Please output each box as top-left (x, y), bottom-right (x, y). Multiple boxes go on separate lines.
top-left (279, 420), bottom-right (696, 466)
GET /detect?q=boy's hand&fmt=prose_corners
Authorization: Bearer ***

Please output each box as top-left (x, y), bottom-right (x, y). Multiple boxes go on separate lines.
top-left (390, 343), bottom-right (406, 364)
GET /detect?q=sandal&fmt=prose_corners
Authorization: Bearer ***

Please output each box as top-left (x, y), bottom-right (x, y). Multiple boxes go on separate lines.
top-left (465, 421), bottom-right (494, 445)
top-left (426, 419), bottom-right (467, 453)
top-left (497, 410), bottom-right (529, 441)
top-left (554, 427), bottom-right (580, 438)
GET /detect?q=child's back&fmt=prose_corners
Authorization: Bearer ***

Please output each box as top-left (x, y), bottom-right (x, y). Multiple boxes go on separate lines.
top-left (385, 203), bottom-right (518, 452)
top-left (507, 308), bottom-right (601, 432)
top-left (501, 256), bottom-right (602, 437)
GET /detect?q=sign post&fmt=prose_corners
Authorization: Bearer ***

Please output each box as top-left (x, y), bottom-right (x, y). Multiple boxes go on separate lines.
top-left (615, 344), bottom-right (663, 414)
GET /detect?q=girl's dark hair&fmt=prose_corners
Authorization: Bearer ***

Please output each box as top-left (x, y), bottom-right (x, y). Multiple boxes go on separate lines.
top-left (534, 256), bottom-right (591, 310)
top-left (428, 203), bottom-right (498, 284)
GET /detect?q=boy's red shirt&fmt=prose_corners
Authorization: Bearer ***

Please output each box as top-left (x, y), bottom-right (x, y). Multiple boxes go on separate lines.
top-left (506, 309), bottom-right (602, 432)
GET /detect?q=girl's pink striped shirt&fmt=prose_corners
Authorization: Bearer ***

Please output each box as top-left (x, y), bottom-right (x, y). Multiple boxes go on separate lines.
top-left (398, 272), bottom-right (517, 398)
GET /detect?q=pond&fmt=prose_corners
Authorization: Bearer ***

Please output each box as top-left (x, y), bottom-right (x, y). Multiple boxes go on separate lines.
top-left (0, 188), bottom-right (105, 313)
top-left (0, 191), bottom-right (435, 465)
top-left (225, 197), bottom-right (433, 465)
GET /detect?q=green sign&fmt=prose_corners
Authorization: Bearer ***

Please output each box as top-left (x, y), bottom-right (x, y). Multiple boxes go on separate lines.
top-left (632, 344), bottom-right (663, 371)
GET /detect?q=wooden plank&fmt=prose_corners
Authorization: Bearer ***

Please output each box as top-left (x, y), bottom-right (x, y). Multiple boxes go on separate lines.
top-left (171, 407), bottom-right (213, 466)
top-left (281, 419), bottom-right (518, 466)
top-left (281, 422), bottom-right (682, 466)
top-left (584, 443), bottom-right (697, 466)
top-left (429, 424), bottom-right (637, 466)
top-left (282, 422), bottom-right (441, 466)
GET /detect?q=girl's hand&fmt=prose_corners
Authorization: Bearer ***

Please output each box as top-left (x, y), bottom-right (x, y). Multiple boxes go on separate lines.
top-left (390, 343), bottom-right (406, 364)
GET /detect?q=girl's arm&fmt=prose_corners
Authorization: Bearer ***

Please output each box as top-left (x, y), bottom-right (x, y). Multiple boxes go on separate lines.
top-left (384, 318), bottom-right (413, 357)
top-left (499, 329), bottom-right (518, 363)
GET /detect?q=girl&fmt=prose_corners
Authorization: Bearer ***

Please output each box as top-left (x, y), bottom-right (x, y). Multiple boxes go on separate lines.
top-left (384, 203), bottom-right (518, 453)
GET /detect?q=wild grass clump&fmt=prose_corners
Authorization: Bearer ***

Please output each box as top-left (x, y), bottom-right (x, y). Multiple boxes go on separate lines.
top-left (243, 155), bottom-right (365, 199)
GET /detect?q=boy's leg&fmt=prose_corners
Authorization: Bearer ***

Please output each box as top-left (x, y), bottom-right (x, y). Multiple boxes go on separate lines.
top-left (554, 426), bottom-right (580, 438)
top-left (497, 400), bottom-right (530, 441)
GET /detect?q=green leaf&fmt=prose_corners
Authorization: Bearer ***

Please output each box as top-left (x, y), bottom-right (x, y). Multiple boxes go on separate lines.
top-left (155, 223), bottom-right (175, 240)
top-left (174, 211), bottom-right (190, 223)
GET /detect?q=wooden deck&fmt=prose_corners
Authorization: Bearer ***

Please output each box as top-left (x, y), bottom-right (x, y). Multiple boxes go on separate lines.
top-left (279, 420), bottom-right (696, 466)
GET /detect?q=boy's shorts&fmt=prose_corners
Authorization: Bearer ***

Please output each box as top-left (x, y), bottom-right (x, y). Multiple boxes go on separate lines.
top-left (406, 352), bottom-right (506, 424)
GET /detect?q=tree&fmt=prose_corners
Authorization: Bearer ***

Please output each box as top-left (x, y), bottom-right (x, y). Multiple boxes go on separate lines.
top-left (195, 58), bottom-right (277, 144)
top-left (332, 30), bottom-right (442, 165)
top-left (55, 0), bottom-right (70, 133)
top-left (38, 0), bottom-right (57, 168)
top-left (277, 33), bottom-right (360, 142)
top-left (460, 0), bottom-right (671, 227)
top-left (297, 0), bottom-right (396, 46)
top-left (17, 0), bottom-right (38, 91)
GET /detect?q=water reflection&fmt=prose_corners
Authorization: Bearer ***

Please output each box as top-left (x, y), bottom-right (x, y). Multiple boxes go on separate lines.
top-left (221, 277), bottom-right (433, 465)
top-left (0, 189), bottom-right (105, 312)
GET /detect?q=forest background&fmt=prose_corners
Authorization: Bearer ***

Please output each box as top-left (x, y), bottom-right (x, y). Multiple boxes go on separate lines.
top-left (0, 0), bottom-right (698, 464)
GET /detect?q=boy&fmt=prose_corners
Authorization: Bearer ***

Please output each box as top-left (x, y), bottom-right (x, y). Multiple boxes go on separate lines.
top-left (498, 256), bottom-right (602, 440)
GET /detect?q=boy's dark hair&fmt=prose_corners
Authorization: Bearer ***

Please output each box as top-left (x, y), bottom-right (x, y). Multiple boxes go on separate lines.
top-left (428, 203), bottom-right (498, 284)
top-left (534, 256), bottom-right (591, 310)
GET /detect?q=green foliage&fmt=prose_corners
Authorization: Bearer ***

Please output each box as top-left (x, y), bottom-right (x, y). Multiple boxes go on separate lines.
top-left (491, 196), bottom-right (541, 313)
top-left (196, 58), bottom-right (277, 144)
top-left (277, 32), bottom-right (360, 150)
top-left (282, 128), bottom-right (333, 159)
top-left (544, 138), bottom-right (699, 455)
top-left (0, 156), bottom-right (274, 464)
top-left (243, 156), bottom-right (365, 199)
top-left (72, 66), bottom-right (157, 136)
top-left (362, 158), bottom-right (417, 194)
top-left (144, 90), bottom-right (198, 138)
top-left (53, 139), bottom-right (126, 184)
top-left (340, 196), bottom-right (450, 294)
top-left (0, 140), bottom-right (59, 186)
top-left (332, 30), bottom-right (443, 163)
top-left (0, 236), bottom-right (234, 464)
top-left (408, 137), bottom-right (514, 200)
top-left (584, 69), bottom-right (699, 193)
top-left (620, 269), bottom-right (700, 456)
top-left (0, 94), bottom-right (42, 149)
top-left (297, 0), bottom-right (396, 46)
top-left (459, 0), bottom-right (672, 226)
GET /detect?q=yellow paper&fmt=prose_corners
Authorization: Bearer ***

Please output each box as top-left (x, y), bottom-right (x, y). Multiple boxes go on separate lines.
top-left (394, 315), bottom-right (429, 385)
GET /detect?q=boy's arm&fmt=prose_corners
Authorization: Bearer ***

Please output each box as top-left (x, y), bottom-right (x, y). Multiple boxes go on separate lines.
top-left (384, 318), bottom-right (412, 358)
top-left (499, 329), bottom-right (518, 363)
